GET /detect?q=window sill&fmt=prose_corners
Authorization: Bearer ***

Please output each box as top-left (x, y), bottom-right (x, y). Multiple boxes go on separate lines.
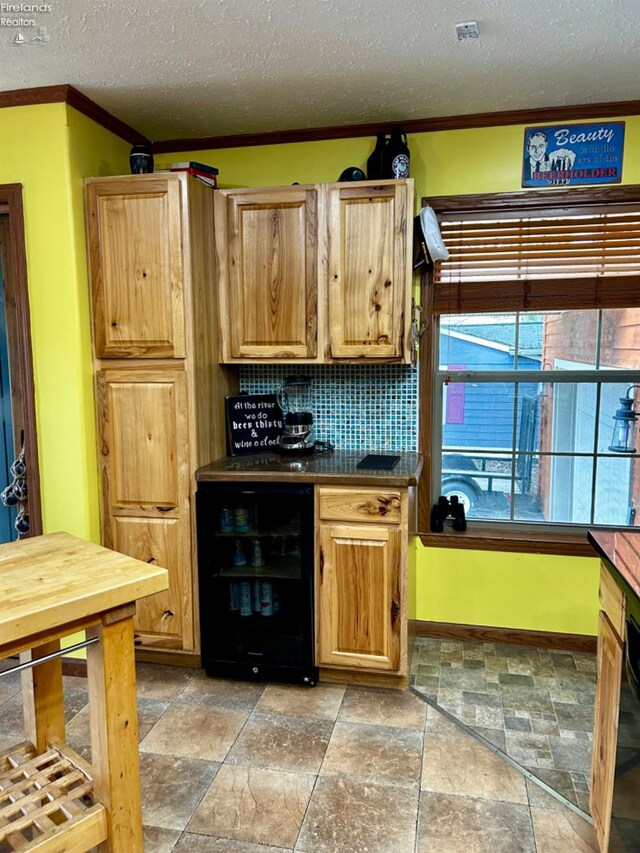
top-left (419, 525), bottom-right (596, 557)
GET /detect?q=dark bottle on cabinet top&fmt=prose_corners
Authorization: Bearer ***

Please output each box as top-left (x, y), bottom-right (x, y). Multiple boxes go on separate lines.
top-left (367, 133), bottom-right (387, 180)
top-left (381, 126), bottom-right (410, 179)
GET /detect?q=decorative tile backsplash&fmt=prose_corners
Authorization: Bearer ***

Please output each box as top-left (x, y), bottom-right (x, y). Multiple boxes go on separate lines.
top-left (239, 364), bottom-right (419, 451)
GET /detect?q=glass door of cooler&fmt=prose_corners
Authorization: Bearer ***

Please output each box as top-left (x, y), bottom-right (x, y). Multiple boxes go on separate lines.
top-left (196, 482), bottom-right (317, 685)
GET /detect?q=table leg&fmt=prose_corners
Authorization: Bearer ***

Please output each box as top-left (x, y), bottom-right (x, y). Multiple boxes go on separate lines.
top-left (20, 638), bottom-right (65, 752)
top-left (87, 604), bottom-right (142, 853)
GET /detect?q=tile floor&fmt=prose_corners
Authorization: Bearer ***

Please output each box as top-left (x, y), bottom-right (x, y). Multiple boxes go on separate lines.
top-left (410, 637), bottom-right (597, 813)
top-left (0, 662), bottom-right (599, 852)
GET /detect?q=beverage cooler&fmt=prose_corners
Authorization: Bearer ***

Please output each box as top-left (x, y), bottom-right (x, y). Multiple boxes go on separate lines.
top-left (196, 482), bottom-right (318, 685)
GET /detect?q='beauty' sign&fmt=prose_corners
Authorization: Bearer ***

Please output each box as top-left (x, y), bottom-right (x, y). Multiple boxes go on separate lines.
top-left (522, 122), bottom-right (625, 187)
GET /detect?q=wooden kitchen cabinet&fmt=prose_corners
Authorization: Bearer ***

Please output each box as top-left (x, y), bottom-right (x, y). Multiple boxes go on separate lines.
top-left (85, 173), bottom-right (237, 659)
top-left (96, 368), bottom-right (191, 649)
top-left (316, 486), bottom-right (408, 683)
top-left (591, 562), bottom-right (627, 852)
top-left (215, 185), bottom-right (319, 360)
top-left (216, 179), bottom-right (413, 364)
top-left (591, 609), bottom-right (624, 853)
top-left (327, 181), bottom-right (412, 360)
top-left (85, 176), bottom-right (185, 359)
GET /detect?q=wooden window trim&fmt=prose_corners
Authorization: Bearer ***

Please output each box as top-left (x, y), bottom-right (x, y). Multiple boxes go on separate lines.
top-left (418, 184), bottom-right (640, 552)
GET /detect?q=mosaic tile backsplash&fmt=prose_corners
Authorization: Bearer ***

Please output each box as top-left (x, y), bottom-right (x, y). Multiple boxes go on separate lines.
top-left (239, 364), bottom-right (419, 451)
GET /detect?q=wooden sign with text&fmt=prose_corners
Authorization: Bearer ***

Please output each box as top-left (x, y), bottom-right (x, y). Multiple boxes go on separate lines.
top-left (225, 394), bottom-right (283, 456)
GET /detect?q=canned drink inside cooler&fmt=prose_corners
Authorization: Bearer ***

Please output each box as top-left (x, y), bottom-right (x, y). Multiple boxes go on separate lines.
top-left (228, 581), bottom-right (240, 611)
top-left (234, 506), bottom-right (251, 532)
top-left (260, 581), bottom-right (273, 616)
top-left (253, 579), bottom-right (262, 612)
top-left (239, 581), bottom-right (252, 616)
top-left (219, 507), bottom-right (234, 533)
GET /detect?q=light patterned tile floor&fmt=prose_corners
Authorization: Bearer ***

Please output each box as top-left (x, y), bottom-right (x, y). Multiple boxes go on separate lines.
top-left (411, 636), bottom-right (596, 811)
top-left (0, 662), bottom-right (597, 851)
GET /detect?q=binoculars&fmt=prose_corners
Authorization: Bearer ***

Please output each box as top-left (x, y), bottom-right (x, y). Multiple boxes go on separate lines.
top-left (430, 495), bottom-right (467, 533)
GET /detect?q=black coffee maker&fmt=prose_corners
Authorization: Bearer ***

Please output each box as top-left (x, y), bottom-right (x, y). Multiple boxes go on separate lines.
top-left (276, 376), bottom-right (316, 454)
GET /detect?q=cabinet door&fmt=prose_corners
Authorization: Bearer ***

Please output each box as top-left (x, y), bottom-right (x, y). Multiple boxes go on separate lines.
top-left (96, 368), bottom-right (193, 650)
top-left (97, 369), bottom-right (189, 514)
top-left (85, 176), bottom-right (185, 358)
top-left (221, 187), bottom-right (319, 359)
top-left (317, 523), bottom-right (401, 671)
top-left (327, 181), bottom-right (412, 360)
top-left (591, 610), bottom-right (623, 852)
top-left (113, 517), bottom-right (190, 648)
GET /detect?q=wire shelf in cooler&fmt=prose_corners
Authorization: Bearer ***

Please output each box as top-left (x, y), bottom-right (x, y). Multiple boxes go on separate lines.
top-left (214, 557), bottom-right (301, 580)
top-left (213, 523), bottom-right (301, 538)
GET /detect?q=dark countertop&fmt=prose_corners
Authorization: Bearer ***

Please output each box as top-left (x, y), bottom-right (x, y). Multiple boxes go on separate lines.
top-left (588, 529), bottom-right (640, 600)
top-left (196, 450), bottom-right (423, 487)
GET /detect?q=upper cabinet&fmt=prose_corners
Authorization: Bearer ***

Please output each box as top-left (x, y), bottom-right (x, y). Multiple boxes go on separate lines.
top-left (216, 179), bottom-right (413, 364)
top-left (216, 186), bottom-right (319, 360)
top-left (328, 182), bottom-right (411, 360)
top-left (85, 176), bottom-right (185, 358)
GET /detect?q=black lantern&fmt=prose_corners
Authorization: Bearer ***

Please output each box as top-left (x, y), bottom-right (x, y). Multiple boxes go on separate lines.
top-left (129, 142), bottom-right (154, 174)
top-left (609, 386), bottom-right (640, 453)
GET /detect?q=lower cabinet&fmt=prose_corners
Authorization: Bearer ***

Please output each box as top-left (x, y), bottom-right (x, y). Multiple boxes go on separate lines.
top-left (591, 615), bottom-right (624, 850)
top-left (316, 486), bottom-right (408, 681)
top-left (112, 517), bottom-right (190, 649)
top-left (590, 565), bottom-right (626, 852)
top-left (96, 368), bottom-right (194, 652)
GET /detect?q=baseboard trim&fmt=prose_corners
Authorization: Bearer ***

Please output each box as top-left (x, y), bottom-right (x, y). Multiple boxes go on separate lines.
top-left (319, 667), bottom-right (408, 690)
top-left (410, 619), bottom-right (597, 654)
top-left (61, 658), bottom-right (87, 677)
top-left (60, 650), bottom-right (202, 676)
top-left (134, 649), bottom-right (201, 668)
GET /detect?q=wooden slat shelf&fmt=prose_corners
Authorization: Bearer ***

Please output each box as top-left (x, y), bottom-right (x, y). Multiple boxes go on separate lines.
top-left (0, 741), bottom-right (107, 851)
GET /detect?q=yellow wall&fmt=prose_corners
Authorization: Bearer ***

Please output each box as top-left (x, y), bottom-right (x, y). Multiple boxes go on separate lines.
top-left (64, 105), bottom-right (130, 541)
top-left (0, 103), bottom-right (127, 542)
top-left (167, 115), bottom-right (640, 637)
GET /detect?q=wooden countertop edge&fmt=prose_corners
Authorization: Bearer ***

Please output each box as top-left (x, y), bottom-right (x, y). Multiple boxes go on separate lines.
top-left (588, 530), bottom-right (640, 599)
top-left (0, 570), bottom-right (169, 648)
top-left (196, 470), bottom-right (422, 487)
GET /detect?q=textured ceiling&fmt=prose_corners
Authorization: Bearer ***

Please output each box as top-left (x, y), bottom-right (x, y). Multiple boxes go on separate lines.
top-left (2, 0), bottom-right (639, 140)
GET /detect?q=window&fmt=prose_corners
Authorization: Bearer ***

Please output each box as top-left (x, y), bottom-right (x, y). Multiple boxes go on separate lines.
top-left (420, 188), bottom-right (640, 547)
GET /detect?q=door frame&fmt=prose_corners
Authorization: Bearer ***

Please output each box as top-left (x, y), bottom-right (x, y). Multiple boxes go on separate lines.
top-left (0, 184), bottom-right (42, 536)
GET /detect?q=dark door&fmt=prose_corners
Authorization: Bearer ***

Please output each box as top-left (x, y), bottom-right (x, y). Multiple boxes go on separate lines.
top-left (0, 186), bottom-right (42, 540)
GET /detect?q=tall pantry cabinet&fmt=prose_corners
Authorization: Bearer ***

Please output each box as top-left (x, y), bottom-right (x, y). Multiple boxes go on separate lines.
top-left (85, 173), bottom-right (237, 659)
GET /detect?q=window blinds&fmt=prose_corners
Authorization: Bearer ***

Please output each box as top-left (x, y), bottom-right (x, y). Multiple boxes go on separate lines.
top-left (432, 205), bottom-right (640, 314)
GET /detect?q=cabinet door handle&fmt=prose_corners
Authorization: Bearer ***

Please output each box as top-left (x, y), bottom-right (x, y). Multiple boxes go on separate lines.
top-left (391, 600), bottom-right (400, 625)
top-left (319, 548), bottom-right (324, 581)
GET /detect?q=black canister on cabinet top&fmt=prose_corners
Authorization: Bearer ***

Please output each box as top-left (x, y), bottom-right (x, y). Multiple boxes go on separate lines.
top-left (366, 133), bottom-right (387, 180)
top-left (381, 126), bottom-right (410, 179)
top-left (129, 143), bottom-right (154, 174)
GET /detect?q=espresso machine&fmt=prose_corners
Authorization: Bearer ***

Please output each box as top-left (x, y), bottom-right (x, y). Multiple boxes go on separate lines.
top-left (277, 376), bottom-right (316, 454)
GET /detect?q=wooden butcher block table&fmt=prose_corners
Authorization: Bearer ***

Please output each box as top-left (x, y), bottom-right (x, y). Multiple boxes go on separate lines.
top-left (0, 531), bottom-right (168, 852)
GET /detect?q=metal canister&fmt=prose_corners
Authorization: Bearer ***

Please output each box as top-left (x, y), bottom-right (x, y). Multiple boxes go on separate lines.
top-left (239, 581), bottom-right (252, 616)
top-left (234, 506), bottom-right (250, 532)
top-left (219, 507), bottom-right (234, 533)
top-left (228, 581), bottom-right (240, 612)
top-left (253, 579), bottom-right (262, 612)
top-left (260, 581), bottom-right (273, 616)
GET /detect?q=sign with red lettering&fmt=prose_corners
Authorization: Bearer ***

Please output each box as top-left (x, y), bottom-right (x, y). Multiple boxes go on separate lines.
top-left (522, 122), bottom-right (624, 188)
